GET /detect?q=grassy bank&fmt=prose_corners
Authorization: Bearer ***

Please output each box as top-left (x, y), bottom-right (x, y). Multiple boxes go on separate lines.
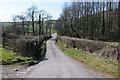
top-left (55, 40), bottom-right (119, 78)
top-left (98, 41), bottom-right (120, 46)
top-left (0, 47), bottom-right (39, 66)
top-left (39, 40), bottom-right (47, 59)
top-left (1, 39), bottom-right (47, 66)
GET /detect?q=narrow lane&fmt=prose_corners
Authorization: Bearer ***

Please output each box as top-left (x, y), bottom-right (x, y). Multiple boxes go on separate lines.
top-left (26, 39), bottom-right (104, 78)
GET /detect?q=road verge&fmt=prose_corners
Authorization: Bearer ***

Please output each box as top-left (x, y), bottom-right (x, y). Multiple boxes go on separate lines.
top-left (55, 40), bottom-right (119, 78)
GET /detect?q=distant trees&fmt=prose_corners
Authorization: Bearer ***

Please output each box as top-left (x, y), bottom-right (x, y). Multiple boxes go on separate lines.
top-left (118, 1), bottom-right (120, 40)
top-left (4, 5), bottom-right (52, 37)
top-left (44, 15), bottom-right (52, 36)
top-left (12, 15), bottom-right (17, 34)
top-left (54, 1), bottom-right (119, 41)
top-left (17, 14), bottom-right (26, 35)
top-left (26, 5), bottom-right (38, 36)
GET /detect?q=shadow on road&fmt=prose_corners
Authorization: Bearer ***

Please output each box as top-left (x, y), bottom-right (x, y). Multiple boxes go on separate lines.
top-left (40, 57), bottom-right (48, 61)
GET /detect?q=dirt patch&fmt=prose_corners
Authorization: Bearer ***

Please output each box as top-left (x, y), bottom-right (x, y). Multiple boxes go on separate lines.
top-left (2, 61), bottom-right (41, 78)
top-left (2, 64), bottom-right (28, 78)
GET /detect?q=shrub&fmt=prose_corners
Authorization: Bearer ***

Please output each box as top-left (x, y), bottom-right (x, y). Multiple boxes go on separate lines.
top-left (59, 36), bottom-right (118, 61)
top-left (2, 33), bottom-right (50, 59)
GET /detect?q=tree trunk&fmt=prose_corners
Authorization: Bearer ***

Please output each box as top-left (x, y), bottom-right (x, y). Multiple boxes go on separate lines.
top-left (32, 11), bottom-right (35, 36)
top-left (101, 2), bottom-right (105, 38)
top-left (118, 1), bottom-right (120, 41)
top-left (39, 14), bottom-right (41, 36)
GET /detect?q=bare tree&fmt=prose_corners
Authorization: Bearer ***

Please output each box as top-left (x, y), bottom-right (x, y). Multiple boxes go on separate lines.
top-left (118, 1), bottom-right (120, 40)
top-left (17, 13), bottom-right (26, 35)
top-left (26, 5), bottom-right (38, 36)
top-left (54, 1), bottom-right (119, 41)
top-left (12, 15), bottom-right (18, 34)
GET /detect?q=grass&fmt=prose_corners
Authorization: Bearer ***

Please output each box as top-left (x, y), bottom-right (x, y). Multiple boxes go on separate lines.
top-left (51, 29), bottom-right (57, 34)
top-left (0, 47), bottom-right (39, 65)
top-left (98, 41), bottom-right (120, 46)
top-left (0, 39), bottom-right (48, 66)
top-left (55, 40), bottom-right (119, 78)
top-left (41, 40), bottom-right (46, 56)
top-left (21, 60), bottom-right (39, 66)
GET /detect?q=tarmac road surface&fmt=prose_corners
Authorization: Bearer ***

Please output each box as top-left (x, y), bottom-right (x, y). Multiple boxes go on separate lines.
top-left (26, 39), bottom-right (104, 78)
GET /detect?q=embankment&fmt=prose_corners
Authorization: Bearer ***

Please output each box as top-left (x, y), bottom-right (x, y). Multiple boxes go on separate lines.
top-left (2, 33), bottom-right (51, 65)
top-left (58, 36), bottom-right (118, 62)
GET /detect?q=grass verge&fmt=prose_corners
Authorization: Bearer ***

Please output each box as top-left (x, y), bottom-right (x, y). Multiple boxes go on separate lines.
top-left (0, 47), bottom-right (39, 66)
top-left (98, 41), bottom-right (120, 46)
top-left (1, 39), bottom-right (48, 66)
top-left (55, 40), bottom-right (119, 78)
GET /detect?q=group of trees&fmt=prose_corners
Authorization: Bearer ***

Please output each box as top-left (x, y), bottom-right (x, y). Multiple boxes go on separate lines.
top-left (54, 1), bottom-right (120, 41)
top-left (3, 5), bottom-right (52, 36)
top-left (2, 5), bottom-right (53, 58)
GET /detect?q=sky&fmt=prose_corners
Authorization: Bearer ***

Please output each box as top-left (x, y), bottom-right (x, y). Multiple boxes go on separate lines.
top-left (0, 0), bottom-right (71, 22)
top-left (0, 0), bottom-right (118, 22)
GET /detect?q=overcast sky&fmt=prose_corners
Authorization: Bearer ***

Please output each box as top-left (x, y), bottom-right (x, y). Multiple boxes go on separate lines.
top-left (0, 0), bottom-right (71, 22)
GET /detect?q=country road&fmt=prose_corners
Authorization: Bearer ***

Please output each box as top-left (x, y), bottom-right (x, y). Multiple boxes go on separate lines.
top-left (25, 39), bottom-right (105, 78)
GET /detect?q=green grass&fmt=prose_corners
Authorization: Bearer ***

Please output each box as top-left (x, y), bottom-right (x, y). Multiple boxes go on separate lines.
top-left (0, 47), bottom-right (39, 65)
top-left (51, 29), bottom-right (57, 34)
top-left (0, 39), bottom-right (48, 65)
top-left (21, 60), bottom-right (39, 66)
top-left (98, 41), bottom-right (120, 45)
top-left (55, 40), bottom-right (119, 78)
